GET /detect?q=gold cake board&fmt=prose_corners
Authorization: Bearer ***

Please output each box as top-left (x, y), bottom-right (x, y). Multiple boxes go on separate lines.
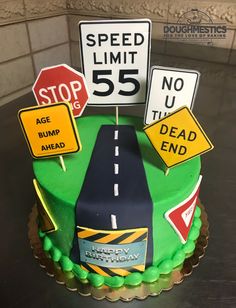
top-left (28, 201), bottom-right (209, 302)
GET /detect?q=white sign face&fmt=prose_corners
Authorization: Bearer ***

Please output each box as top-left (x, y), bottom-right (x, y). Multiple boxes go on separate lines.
top-left (181, 197), bottom-right (197, 227)
top-left (144, 66), bottom-right (200, 125)
top-left (79, 19), bottom-right (151, 106)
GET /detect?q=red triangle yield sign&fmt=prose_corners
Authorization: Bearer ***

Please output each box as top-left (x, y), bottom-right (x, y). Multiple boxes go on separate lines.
top-left (165, 175), bottom-right (202, 243)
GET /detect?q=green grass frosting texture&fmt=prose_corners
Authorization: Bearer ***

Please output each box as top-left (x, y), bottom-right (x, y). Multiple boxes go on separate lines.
top-left (34, 115), bottom-right (202, 288)
top-left (39, 207), bottom-right (202, 288)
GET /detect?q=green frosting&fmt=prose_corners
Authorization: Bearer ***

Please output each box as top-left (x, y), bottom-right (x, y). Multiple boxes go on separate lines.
top-left (33, 115), bottom-right (201, 265)
top-left (194, 206), bottom-right (201, 218)
top-left (172, 250), bottom-right (186, 267)
top-left (104, 276), bottom-right (125, 288)
top-left (183, 240), bottom-right (195, 254)
top-left (50, 246), bottom-right (62, 262)
top-left (158, 260), bottom-right (173, 274)
top-left (193, 217), bottom-right (202, 229)
top-left (43, 236), bottom-right (52, 251)
top-left (142, 266), bottom-right (160, 283)
top-left (39, 207), bottom-right (201, 288)
top-left (124, 273), bottom-right (143, 286)
top-left (60, 256), bottom-right (73, 272)
top-left (72, 264), bottom-right (88, 280)
top-left (189, 227), bottom-right (200, 241)
top-left (38, 230), bottom-right (45, 238)
top-left (87, 273), bottom-right (104, 288)
top-left (33, 115), bottom-right (202, 288)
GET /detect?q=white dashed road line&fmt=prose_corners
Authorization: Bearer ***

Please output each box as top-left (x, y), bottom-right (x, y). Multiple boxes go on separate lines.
top-left (115, 146), bottom-right (119, 157)
top-left (114, 183), bottom-right (119, 196)
top-left (114, 163), bottom-right (119, 175)
top-left (114, 130), bottom-right (119, 140)
top-left (111, 214), bottom-right (117, 229)
top-left (112, 129), bottom-right (119, 228)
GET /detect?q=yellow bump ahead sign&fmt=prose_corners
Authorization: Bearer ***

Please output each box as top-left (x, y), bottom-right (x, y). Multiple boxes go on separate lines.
top-left (144, 106), bottom-right (214, 168)
top-left (18, 102), bottom-right (81, 158)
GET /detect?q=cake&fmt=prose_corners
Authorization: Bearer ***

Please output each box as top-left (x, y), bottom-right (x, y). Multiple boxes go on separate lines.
top-left (33, 114), bottom-right (203, 289)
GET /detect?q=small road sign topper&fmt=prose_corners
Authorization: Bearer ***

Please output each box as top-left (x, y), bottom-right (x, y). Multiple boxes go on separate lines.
top-left (144, 106), bottom-right (214, 168)
top-left (33, 179), bottom-right (57, 233)
top-left (144, 66), bottom-right (200, 125)
top-left (76, 226), bottom-right (148, 276)
top-left (18, 101), bottom-right (81, 159)
top-left (79, 19), bottom-right (151, 106)
top-left (165, 175), bottom-right (202, 243)
top-left (32, 64), bottom-right (90, 118)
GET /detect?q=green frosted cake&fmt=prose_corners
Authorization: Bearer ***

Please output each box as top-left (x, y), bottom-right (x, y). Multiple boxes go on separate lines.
top-left (33, 114), bottom-right (202, 288)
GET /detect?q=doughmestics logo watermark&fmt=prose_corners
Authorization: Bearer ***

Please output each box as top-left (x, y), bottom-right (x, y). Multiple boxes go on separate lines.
top-left (163, 9), bottom-right (227, 45)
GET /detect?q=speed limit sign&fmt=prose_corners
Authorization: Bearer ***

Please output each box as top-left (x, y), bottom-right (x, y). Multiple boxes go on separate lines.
top-left (79, 19), bottom-right (151, 106)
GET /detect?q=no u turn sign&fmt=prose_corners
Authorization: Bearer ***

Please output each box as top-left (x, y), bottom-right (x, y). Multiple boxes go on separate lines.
top-left (144, 66), bottom-right (200, 125)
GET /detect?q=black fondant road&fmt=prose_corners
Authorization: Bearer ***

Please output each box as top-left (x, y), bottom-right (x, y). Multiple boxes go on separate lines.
top-left (71, 125), bottom-right (153, 266)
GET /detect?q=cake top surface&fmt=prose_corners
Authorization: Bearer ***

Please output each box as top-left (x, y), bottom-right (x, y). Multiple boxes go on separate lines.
top-left (33, 114), bottom-right (201, 208)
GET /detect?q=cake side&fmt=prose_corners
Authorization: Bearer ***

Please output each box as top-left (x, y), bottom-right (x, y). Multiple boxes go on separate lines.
top-left (38, 205), bottom-right (202, 287)
top-left (136, 124), bottom-right (201, 264)
top-left (33, 115), bottom-right (201, 286)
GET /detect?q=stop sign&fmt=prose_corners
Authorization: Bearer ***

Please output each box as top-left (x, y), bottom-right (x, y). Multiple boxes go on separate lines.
top-left (32, 64), bottom-right (90, 117)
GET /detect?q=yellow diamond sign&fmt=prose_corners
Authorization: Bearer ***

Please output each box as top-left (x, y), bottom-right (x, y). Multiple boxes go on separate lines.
top-left (144, 106), bottom-right (214, 168)
top-left (18, 102), bottom-right (81, 158)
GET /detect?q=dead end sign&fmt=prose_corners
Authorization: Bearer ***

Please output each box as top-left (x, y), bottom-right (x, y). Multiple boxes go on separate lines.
top-left (144, 66), bottom-right (200, 125)
top-left (144, 106), bottom-right (214, 168)
top-left (79, 19), bottom-right (151, 106)
top-left (32, 64), bottom-right (90, 118)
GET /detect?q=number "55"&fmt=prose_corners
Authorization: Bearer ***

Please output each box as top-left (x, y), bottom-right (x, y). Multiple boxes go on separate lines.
top-left (93, 69), bottom-right (140, 97)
